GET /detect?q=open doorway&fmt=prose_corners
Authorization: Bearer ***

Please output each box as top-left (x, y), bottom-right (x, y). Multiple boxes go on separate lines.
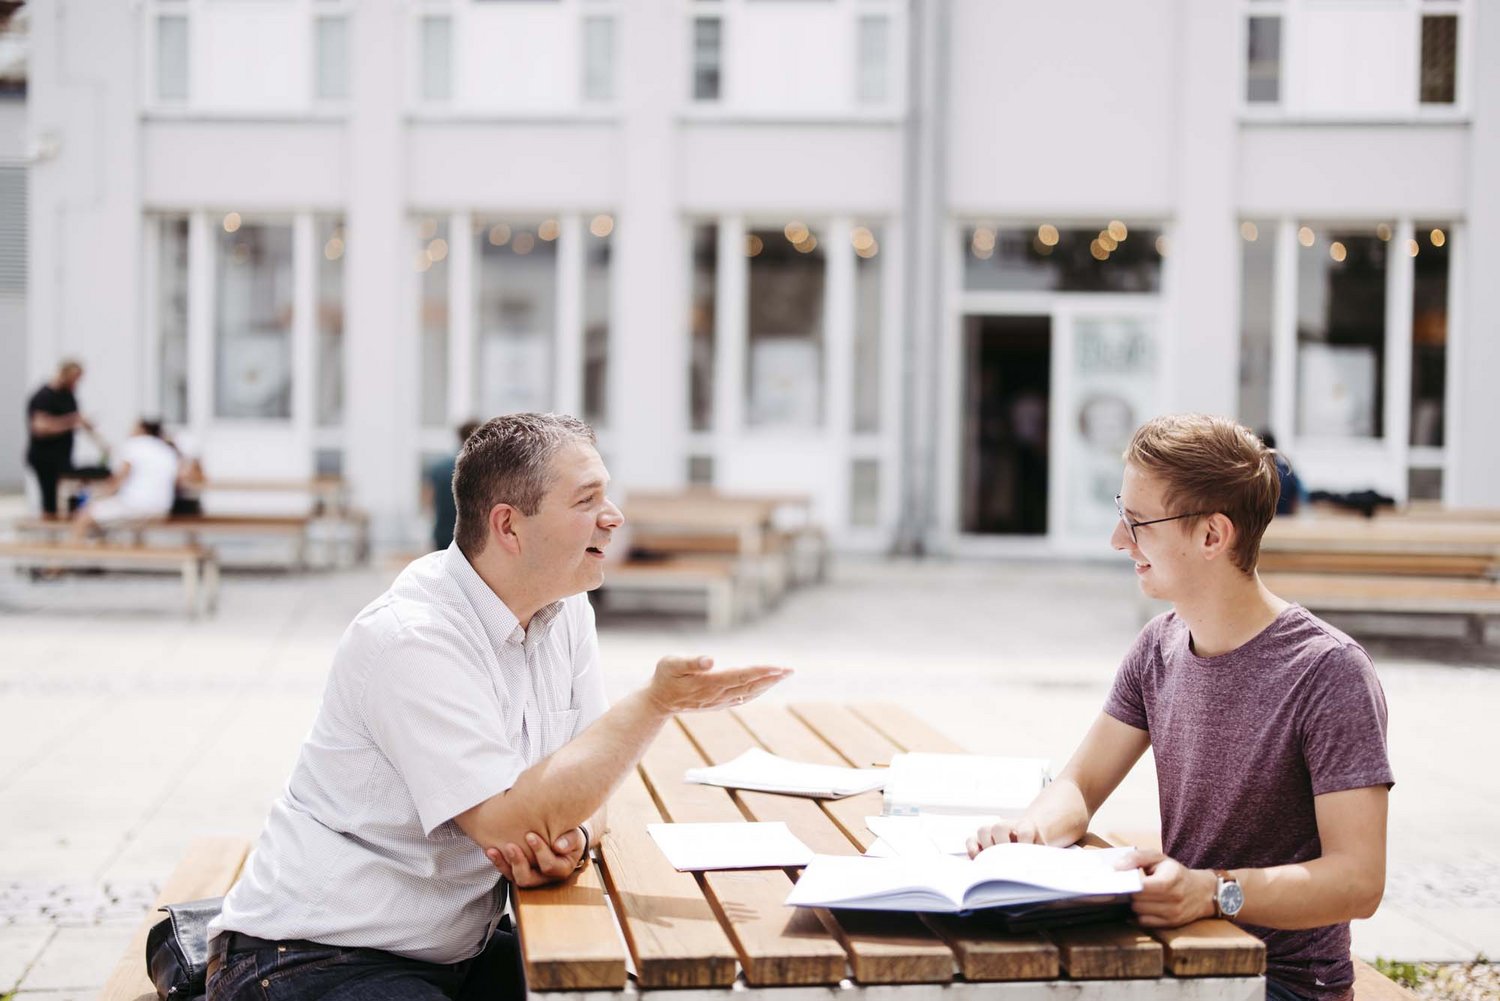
top-left (961, 315), bottom-right (1050, 535)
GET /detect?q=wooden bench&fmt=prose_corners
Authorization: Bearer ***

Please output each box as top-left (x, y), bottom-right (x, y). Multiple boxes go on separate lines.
top-left (600, 558), bottom-right (753, 631)
top-left (16, 515), bottom-right (327, 570)
top-left (1261, 572), bottom-right (1500, 642)
top-left (98, 837), bottom-right (250, 1001)
top-left (0, 540), bottom-right (220, 616)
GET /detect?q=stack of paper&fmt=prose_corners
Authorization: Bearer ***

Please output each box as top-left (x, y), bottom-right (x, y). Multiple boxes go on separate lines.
top-left (684, 747), bottom-right (887, 799)
top-left (784, 843), bottom-right (1142, 913)
top-left (647, 821), bottom-right (815, 871)
top-left (881, 753), bottom-right (1050, 817)
top-left (864, 814), bottom-right (1000, 857)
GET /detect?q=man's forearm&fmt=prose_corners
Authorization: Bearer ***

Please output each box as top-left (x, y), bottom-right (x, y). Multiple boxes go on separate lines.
top-left (1231, 854), bottom-right (1383, 929)
top-left (457, 689), bottom-right (667, 851)
top-left (1024, 778), bottom-right (1093, 846)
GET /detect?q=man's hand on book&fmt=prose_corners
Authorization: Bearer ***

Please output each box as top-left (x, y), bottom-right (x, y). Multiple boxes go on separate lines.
top-left (966, 818), bottom-right (1046, 858)
top-left (1115, 848), bottom-right (1216, 927)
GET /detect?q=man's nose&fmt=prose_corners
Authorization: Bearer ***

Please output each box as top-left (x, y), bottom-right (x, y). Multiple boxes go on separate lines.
top-left (600, 498), bottom-right (624, 528)
top-left (1109, 518), bottom-right (1132, 552)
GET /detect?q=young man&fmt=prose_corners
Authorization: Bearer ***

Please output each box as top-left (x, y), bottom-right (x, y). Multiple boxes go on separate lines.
top-left (208, 413), bottom-right (790, 1001)
top-left (969, 414), bottom-right (1392, 1001)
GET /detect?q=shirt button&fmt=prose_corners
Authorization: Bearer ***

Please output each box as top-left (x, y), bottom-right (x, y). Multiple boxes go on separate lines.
top-left (261, 979), bottom-right (271, 987)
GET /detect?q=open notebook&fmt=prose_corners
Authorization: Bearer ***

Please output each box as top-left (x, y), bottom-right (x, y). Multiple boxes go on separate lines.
top-left (784, 843), bottom-right (1142, 913)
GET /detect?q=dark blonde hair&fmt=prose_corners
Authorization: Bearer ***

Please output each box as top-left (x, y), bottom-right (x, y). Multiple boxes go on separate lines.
top-left (1123, 414), bottom-right (1280, 574)
top-left (453, 413), bottom-right (596, 558)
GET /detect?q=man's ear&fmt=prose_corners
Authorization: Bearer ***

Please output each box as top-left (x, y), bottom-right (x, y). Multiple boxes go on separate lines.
top-left (488, 503), bottom-right (523, 556)
top-left (1200, 513), bottom-right (1236, 563)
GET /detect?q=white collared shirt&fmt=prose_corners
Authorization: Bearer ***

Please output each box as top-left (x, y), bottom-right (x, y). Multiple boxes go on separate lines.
top-left (211, 544), bottom-right (609, 963)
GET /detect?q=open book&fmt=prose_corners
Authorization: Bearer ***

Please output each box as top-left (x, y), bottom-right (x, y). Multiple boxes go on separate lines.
top-left (784, 843), bottom-right (1142, 913)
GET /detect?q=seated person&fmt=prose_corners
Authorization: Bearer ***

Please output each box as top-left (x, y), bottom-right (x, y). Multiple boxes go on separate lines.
top-left (970, 414), bottom-right (1391, 1001)
top-left (208, 412), bottom-right (790, 1001)
top-left (69, 418), bottom-right (181, 540)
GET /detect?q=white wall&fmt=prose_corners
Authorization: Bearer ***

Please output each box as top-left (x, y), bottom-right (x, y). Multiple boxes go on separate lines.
top-left (0, 96), bottom-right (26, 490)
top-left (142, 122), bottom-right (349, 210)
top-left (679, 124), bottom-right (903, 214)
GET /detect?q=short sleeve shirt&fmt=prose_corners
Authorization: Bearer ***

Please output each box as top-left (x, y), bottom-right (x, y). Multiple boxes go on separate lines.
top-left (212, 544), bottom-right (610, 964)
top-left (1103, 605), bottom-right (1393, 1001)
top-left (26, 384), bottom-right (77, 464)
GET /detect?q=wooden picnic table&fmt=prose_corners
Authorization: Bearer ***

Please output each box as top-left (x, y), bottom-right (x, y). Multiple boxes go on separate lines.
top-left (625, 493), bottom-right (783, 558)
top-left (512, 702), bottom-right (1267, 1000)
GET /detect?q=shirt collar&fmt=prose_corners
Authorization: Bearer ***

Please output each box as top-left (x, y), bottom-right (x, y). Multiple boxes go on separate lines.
top-left (442, 542), bottom-right (565, 650)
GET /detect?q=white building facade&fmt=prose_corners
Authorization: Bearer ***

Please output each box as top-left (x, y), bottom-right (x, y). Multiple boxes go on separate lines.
top-left (21, 0), bottom-right (1500, 554)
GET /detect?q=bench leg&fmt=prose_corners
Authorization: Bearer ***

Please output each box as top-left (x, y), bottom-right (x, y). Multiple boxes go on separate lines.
top-left (203, 557), bottom-right (220, 615)
top-left (707, 580), bottom-right (734, 631)
top-left (182, 558), bottom-right (201, 617)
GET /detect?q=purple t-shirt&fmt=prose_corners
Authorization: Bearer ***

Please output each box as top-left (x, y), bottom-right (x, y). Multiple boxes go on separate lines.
top-left (1103, 605), bottom-right (1393, 1001)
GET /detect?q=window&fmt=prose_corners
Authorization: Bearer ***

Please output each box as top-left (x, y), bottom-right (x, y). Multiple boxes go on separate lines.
top-left (852, 224), bottom-right (882, 433)
top-left (156, 15), bottom-right (190, 103)
top-left (747, 223), bottom-right (825, 428)
top-left (417, 217), bottom-right (450, 428)
top-left (687, 455), bottom-right (714, 486)
top-left (1295, 225), bottom-right (1388, 439)
top-left (215, 218), bottom-right (294, 420)
top-left (316, 216), bottom-right (346, 427)
top-left (583, 215), bottom-right (613, 427)
top-left (849, 458), bottom-right (880, 528)
top-left (693, 17), bottom-right (722, 102)
top-left (1237, 220), bottom-right (1275, 433)
top-left (1410, 223), bottom-right (1449, 447)
top-left (963, 224), bottom-right (1163, 294)
top-left (421, 16), bottom-right (453, 103)
top-left (157, 217), bottom-right (190, 424)
top-left (1245, 16), bottom-right (1282, 104)
top-left (1419, 15), bottom-right (1457, 104)
top-left (474, 219), bottom-right (559, 416)
top-left (315, 15), bottom-right (349, 101)
top-left (582, 15), bottom-right (615, 103)
top-left (690, 224), bottom-right (717, 431)
top-left (856, 16), bottom-right (889, 105)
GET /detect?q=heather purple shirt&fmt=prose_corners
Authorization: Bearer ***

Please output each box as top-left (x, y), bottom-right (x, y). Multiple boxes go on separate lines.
top-left (1103, 605), bottom-right (1393, 1001)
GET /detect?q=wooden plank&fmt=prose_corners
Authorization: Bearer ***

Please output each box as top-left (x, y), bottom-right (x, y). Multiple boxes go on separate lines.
top-left (1048, 922), bottom-right (1164, 979)
top-left (678, 714), bottom-right (957, 985)
top-left (639, 724), bottom-right (847, 986)
top-left (1258, 550), bottom-right (1495, 577)
top-left (1146, 920), bottom-right (1266, 977)
top-left (922, 914), bottom-right (1060, 981)
top-left (851, 703), bottom-right (968, 754)
top-left (596, 769), bottom-right (738, 988)
top-left (514, 855), bottom-right (628, 990)
top-left (98, 837), bottom-right (250, 1001)
top-left (1262, 572), bottom-right (1500, 614)
top-left (790, 702), bottom-right (901, 767)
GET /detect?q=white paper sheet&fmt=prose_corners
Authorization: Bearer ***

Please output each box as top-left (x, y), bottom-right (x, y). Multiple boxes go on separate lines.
top-left (647, 821), bottom-right (815, 871)
top-left (684, 747), bottom-right (887, 799)
top-left (882, 753), bottom-right (1049, 816)
top-left (865, 814), bottom-right (1001, 857)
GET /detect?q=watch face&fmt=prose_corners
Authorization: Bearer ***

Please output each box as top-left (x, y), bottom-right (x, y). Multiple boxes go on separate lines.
top-left (1219, 880), bottom-right (1245, 916)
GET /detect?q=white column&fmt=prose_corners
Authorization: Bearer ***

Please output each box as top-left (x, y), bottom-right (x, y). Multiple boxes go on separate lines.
top-left (824, 216), bottom-right (855, 532)
top-left (1168, 0), bottom-right (1239, 415)
top-left (1270, 218), bottom-right (1298, 444)
top-left (141, 219), bottom-right (162, 417)
top-left (608, 0), bottom-right (685, 490)
top-left (187, 211), bottom-right (215, 432)
top-left (292, 213), bottom-right (317, 441)
top-left (555, 213), bottom-right (585, 417)
top-left (447, 210), bottom-right (475, 424)
top-left (1386, 219), bottom-right (1415, 499)
top-left (344, 0), bottom-right (414, 545)
top-left (714, 216), bottom-right (747, 447)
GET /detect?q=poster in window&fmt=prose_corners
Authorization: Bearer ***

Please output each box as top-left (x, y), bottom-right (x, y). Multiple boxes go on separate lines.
top-left (1067, 317), bottom-right (1157, 538)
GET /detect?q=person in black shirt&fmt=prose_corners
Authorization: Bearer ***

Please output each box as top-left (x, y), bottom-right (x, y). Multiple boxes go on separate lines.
top-left (25, 359), bottom-right (94, 517)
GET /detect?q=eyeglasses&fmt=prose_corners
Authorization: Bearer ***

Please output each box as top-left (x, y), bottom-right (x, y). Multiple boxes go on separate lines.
top-left (1115, 494), bottom-right (1208, 545)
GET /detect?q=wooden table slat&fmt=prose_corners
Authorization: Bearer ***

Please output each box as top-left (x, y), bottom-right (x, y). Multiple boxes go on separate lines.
top-left (850, 703), bottom-right (969, 754)
top-left (514, 854), bottom-right (629, 990)
top-left (1048, 922), bottom-right (1165, 979)
top-left (597, 769), bottom-right (739, 988)
top-left (677, 715), bottom-right (957, 985)
top-left (789, 702), bottom-right (901, 768)
top-left (639, 721), bottom-right (848, 986)
top-left (1146, 920), bottom-right (1267, 977)
top-left (922, 914), bottom-right (1060, 981)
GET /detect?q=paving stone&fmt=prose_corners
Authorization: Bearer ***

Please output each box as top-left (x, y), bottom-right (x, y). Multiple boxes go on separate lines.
top-left (17, 921), bottom-right (138, 991)
top-left (0, 925), bottom-right (54, 992)
top-left (1354, 906), bottom-right (1481, 963)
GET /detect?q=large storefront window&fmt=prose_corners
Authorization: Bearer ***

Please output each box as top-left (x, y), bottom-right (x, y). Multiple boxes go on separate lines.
top-left (583, 214), bottom-right (613, 427)
top-left (1237, 219), bottom-right (1275, 433)
top-left (215, 217), bottom-right (293, 419)
top-left (1295, 224), bottom-right (1388, 439)
top-left (747, 223), bottom-right (825, 428)
top-left (157, 217), bottom-right (190, 424)
top-left (474, 218), bottom-right (558, 416)
top-left (316, 216), bottom-right (346, 427)
top-left (689, 224), bottom-right (717, 431)
top-left (1411, 223), bottom-right (1449, 448)
top-left (852, 224), bottom-right (882, 434)
top-left (963, 224), bottom-right (1162, 294)
top-left (418, 217), bottom-right (450, 428)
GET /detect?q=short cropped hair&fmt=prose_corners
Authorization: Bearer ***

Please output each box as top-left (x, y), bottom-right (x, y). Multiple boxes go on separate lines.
top-left (1123, 414), bottom-right (1280, 574)
top-left (453, 413), bottom-right (597, 558)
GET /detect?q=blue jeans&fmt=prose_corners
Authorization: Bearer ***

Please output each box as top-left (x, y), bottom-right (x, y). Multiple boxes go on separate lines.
top-left (1264, 978), bottom-right (1313, 1001)
top-left (206, 919), bottom-right (524, 1001)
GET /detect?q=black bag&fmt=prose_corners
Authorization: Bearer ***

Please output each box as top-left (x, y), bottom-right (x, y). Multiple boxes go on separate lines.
top-left (145, 896), bottom-right (224, 1000)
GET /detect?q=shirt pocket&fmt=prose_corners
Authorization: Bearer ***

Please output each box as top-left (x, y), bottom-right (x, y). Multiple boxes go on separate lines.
top-left (532, 707), bottom-right (581, 759)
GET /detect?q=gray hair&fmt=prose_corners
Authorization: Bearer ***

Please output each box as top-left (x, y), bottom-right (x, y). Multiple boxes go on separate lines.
top-left (453, 413), bottom-right (597, 557)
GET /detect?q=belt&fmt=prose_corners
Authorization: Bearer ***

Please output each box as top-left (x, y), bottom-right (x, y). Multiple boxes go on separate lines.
top-left (206, 932), bottom-right (321, 984)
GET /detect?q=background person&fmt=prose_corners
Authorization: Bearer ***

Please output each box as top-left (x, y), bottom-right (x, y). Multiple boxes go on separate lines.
top-left (969, 414), bottom-right (1391, 1001)
top-left (69, 419), bottom-right (181, 541)
top-left (422, 419), bottom-right (482, 552)
top-left (25, 359), bottom-right (106, 517)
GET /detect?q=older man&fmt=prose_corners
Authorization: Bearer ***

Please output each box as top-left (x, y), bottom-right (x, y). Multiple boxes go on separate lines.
top-left (208, 413), bottom-right (790, 1001)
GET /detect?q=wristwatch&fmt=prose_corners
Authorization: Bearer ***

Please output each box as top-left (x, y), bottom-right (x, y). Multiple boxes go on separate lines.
top-left (1213, 869), bottom-right (1244, 918)
top-left (574, 822), bottom-right (593, 871)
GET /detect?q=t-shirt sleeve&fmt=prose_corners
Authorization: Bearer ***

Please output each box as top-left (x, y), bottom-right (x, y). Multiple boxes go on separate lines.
top-left (361, 622), bottom-right (527, 836)
top-left (1102, 619), bottom-right (1158, 732)
top-left (568, 596), bottom-right (609, 736)
top-left (1298, 645), bottom-right (1395, 796)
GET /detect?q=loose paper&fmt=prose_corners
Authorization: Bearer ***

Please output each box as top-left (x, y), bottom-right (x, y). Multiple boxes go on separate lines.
top-left (684, 747), bottom-right (887, 799)
top-left (647, 821), bottom-right (815, 871)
